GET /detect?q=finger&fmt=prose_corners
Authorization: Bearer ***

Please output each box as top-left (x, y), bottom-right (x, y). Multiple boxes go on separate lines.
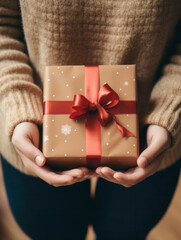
top-left (137, 135), bottom-right (167, 168)
top-left (74, 174), bottom-right (92, 183)
top-left (15, 148), bottom-right (76, 186)
top-left (99, 172), bottom-right (131, 187)
top-left (29, 164), bottom-right (75, 186)
top-left (14, 136), bottom-right (46, 167)
top-left (96, 167), bottom-right (103, 175)
top-left (96, 167), bottom-right (111, 180)
top-left (100, 167), bottom-right (116, 179)
top-left (96, 167), bottom-right (109, 179)
top-left (99, 166), bottom-right (134, 187)
top-left (52, 171), bottom-right (92, 186)
top-left (16, 145), bottom-right (87, 182)
top-left (95, 167), bottom-right (121, 185)
top-left (15, 147), bottom-right (92, 186)
top-left (58, 167), bottom-right (91, 179)
top-left (40, 166), bottom-right (93, 186)
top-left (114, 167), bottom-right (146, 185)
top-left (114, 155), bottom-right (162, 185)
top-left (100, 167), bottom-right (132, 187)
top-left (98, 173), bottom-right (118, 184)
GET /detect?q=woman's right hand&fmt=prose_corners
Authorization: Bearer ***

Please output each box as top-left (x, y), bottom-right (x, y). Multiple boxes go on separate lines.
top-left (11, 122), bottom-right (94, 187)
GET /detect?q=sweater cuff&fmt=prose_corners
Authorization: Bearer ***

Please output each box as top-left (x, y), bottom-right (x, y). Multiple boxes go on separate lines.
top-left (1, 88), bottom-right (43, 142)
top-left (142, 87), bottom-right (181, 149)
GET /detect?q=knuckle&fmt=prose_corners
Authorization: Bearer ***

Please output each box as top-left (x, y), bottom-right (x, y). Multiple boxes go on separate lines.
top-left (12, 135), bottom-right (20, 145)
top-left (30, 149), bottom-right (38, 159)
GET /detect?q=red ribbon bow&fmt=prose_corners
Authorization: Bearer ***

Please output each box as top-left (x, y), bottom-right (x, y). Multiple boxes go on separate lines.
top-left (69, 83), bottom-right (135, 137)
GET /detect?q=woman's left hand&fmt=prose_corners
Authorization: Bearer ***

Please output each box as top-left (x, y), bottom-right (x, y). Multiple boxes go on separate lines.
top-left (95, 125), bottom-right (171, 187)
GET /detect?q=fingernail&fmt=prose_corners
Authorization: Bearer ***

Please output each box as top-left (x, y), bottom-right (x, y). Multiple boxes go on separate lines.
top-left (137, 156), bottom-right (147, 166)
top-left (35, 156), bottom-right (44, 166)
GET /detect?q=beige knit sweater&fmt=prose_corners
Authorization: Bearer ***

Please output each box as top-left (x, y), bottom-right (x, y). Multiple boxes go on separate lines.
top-left (0, 0), bottom-right (181, 175)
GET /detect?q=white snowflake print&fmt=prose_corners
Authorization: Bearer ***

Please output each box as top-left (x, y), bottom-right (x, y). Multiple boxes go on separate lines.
top-left (61, 124), bottom-right (72, 135)
top-left (44, 136), bottom-right (49, 142)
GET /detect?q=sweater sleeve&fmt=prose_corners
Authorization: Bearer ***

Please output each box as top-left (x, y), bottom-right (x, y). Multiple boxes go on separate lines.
top-left (0, 0), bottom-right (43, 142)
top-left (142, 19), bottom-right (181, 148)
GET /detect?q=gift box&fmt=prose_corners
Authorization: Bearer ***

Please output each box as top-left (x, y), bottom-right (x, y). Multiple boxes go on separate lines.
top-left (42, 65), bottom-right (139, 170)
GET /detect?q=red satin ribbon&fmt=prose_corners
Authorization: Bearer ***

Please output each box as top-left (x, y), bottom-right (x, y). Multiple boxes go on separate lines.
top-left (44, 100), bottom-right (137, 115)
top-left (69, 83), bottom-right (135, 138)
top-left (43, 65), bottom-right (137, 168)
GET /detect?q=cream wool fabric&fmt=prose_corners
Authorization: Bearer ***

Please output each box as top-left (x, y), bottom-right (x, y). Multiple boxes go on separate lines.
top-left (0, 0), bottom-right (181, 175)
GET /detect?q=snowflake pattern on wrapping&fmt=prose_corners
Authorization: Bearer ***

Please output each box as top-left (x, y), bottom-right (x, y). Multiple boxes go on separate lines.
top-left (61, 124), bottom-right (72, 135)
top-left (43, 67), bottom-right (137, 158)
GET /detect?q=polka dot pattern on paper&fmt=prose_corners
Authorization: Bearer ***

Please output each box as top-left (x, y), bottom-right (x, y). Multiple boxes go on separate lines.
top-left (124, 81), bottom-right (129, 86)
top-left (44, 136), bottom-right (49, 142)
top-left (43, 66), bottom-right (137, 163)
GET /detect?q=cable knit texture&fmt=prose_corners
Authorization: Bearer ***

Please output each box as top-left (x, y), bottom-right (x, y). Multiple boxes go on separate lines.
top-left (0, 0), bottom-right (181, 175)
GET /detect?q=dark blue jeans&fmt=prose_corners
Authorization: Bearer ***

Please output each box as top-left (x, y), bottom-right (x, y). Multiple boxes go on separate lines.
top-left (1, 154), bottom-right (181, 240)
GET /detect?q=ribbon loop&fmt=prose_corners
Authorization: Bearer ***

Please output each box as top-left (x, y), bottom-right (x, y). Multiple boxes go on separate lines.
top-left (69, 83), bottom-right (135, 137)
top-left (98, 83), bottom-right (119, 108)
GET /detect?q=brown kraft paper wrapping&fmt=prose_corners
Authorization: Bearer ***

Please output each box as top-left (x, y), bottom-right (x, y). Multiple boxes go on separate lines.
top-left (42, 65), bottom-right (139, 170)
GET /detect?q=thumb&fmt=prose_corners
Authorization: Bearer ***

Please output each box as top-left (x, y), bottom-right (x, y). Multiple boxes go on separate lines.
top-left (23, 136), bottom-right (46, 167)
top-left (25, 123), bottom-right (46, 167)
top-left (12, 122), bottom-right (46, 167)
top-left (14, 132), bottom-right (46, 167)
top-left (137, 135), bottom-right (166, 168)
